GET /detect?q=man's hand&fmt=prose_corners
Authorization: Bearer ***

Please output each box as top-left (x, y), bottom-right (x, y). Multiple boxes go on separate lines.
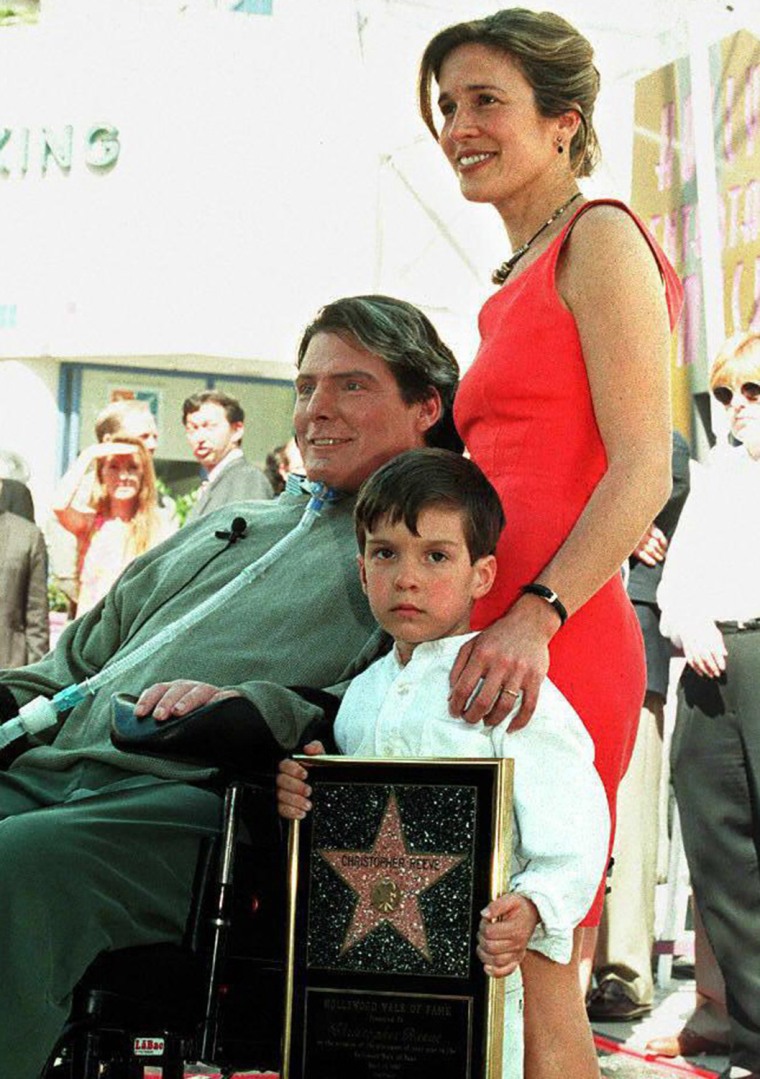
top-left (134, 680), bottom-right (242, 721)
top-left (632, 523), bottom-right (668, 567)
top-left (276, 741), bottom-right (325, 820)
top-left (477, 893), bottom-right (540, 978)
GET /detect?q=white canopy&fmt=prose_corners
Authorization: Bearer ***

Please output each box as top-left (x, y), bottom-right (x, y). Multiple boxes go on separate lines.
top-left (0, 0), bottom-right (754, 370)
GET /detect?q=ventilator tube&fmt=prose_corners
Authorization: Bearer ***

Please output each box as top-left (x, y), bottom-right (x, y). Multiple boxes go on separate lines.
top-left (0, 483), bottom-right (338, 748)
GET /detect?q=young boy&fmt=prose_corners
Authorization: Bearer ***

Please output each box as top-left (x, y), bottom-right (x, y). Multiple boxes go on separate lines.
top-left (277, 449), bottom-right (610, 1078)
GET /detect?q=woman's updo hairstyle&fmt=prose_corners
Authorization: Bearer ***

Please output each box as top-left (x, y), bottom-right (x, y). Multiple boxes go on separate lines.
top-left (418, 7), bottom-right (601, 178)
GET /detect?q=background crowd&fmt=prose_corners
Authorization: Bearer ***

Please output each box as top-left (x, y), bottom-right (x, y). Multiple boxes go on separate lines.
top-left (25, 390), bottom-right (296, 622)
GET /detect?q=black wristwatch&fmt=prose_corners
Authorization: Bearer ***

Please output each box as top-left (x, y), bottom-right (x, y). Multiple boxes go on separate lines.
top-left (520, 583), bottom-right (568, 626)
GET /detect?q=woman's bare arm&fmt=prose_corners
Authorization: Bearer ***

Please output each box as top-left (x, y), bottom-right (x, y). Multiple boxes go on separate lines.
top-left (51, 445), bottom-right (101, 538)
top-left (450, 206), bottom-right (673, 728)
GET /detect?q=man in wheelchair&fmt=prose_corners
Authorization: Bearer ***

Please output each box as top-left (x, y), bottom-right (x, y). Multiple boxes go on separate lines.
top-left (0, 295), bottom-right (461, 1079)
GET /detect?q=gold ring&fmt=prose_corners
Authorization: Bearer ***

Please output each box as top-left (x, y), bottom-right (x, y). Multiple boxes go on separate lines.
top-left (503, 687), bottom-right (521, 698)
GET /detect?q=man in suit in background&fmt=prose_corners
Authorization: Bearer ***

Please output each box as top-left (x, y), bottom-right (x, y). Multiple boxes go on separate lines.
top-left (0, 477), bottom-right (35, 523)
top-left (182, 390), bottom-right (272, 522)
top-left (0, 480), bottom-right (49, 668)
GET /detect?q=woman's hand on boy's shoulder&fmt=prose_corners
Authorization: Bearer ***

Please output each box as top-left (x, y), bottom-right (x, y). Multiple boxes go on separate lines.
top-left (276, 740), bottom-right (325, 820)
top-left (449, 602), bottom-right (555, 730)
top-left (477, 893), bottom-right (540, 978)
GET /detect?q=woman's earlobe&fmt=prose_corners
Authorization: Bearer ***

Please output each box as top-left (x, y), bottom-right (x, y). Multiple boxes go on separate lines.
top-left (560, 107), bottom-right (582, 140)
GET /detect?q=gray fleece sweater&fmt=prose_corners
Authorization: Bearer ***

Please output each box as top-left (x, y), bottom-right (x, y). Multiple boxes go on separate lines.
top-left (0, 489), bottom-right (384, 784)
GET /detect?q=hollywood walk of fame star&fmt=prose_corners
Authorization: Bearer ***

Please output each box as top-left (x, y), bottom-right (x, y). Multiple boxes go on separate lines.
top-left (318, 791), bottom-right (465, 961)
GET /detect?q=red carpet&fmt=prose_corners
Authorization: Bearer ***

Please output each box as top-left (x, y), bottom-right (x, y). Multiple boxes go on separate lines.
top-left (144, 1041), bottom-right (721, 1079)
top-left (145, 1073), bottom-right (277, 1078)
top-left (595, 1034), bottom-right (721, 1078)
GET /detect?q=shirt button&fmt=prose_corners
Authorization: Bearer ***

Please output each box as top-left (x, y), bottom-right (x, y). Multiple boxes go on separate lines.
top-left (396, 683), bottom-right (409, 695)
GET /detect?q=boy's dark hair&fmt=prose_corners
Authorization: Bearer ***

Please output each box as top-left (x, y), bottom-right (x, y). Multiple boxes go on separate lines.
top-left (181, 390), bottom-right (245, 427)
top-left (297, 295), bottom-right (463, 453)
top-left (354, 448), bottom-right (505, 563)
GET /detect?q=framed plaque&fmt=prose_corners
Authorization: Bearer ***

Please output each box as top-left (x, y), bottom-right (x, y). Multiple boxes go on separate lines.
top-left (282, 757), bottom-right (513, 1079)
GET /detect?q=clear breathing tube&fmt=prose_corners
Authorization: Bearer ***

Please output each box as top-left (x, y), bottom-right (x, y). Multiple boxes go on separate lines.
top-left (0, 483), bottom-right (340, 750)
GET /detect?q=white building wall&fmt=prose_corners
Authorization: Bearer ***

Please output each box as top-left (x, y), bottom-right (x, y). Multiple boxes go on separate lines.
top-left (0, 0), bottom-right (754, 509)
top-left (0, 358), bottom-right (60, 509)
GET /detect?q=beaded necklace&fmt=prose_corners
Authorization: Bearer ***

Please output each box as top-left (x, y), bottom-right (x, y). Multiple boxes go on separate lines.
top-left (492, 191), bottom-right (582, 286)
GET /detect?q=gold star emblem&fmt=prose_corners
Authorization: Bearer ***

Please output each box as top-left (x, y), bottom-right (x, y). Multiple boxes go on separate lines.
top-left (318, 792), bottom-right (465, 961)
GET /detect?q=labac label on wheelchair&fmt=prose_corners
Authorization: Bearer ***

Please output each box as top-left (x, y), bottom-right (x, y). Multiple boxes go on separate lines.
top-left (282, 757), bottom-right (513, 1079)
top-left (132, 1037), bottom-right (166, 1056)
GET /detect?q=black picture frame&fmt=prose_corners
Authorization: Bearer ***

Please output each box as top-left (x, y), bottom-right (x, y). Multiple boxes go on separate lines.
top-left (282, 756), bottom-right (514, 1079)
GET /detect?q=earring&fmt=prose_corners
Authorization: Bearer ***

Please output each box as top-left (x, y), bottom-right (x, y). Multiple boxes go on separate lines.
top-left (556, 140), bottom-right (564, 154)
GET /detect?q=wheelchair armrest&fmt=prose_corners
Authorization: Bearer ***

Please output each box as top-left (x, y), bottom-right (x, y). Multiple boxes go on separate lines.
top-left (109, 686), bottom-right (342, 778)
top-left (110, 693), bottom-right (284, 779)
top-left (287, 685), bottom-right (340, 754)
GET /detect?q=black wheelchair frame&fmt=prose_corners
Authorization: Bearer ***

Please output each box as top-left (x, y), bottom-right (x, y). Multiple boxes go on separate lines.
top-left (42, 777), bottom-right (287, 1079)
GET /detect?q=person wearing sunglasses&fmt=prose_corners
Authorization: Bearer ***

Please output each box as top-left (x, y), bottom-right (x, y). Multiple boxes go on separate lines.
top-left (711, 379), bottom-right (760, 407)
top-left (657, 331), bottom-right (760, 1079)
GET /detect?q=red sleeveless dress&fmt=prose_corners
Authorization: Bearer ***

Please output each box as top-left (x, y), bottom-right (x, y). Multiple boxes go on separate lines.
top-left (454, 199), bottom-right (683, 923)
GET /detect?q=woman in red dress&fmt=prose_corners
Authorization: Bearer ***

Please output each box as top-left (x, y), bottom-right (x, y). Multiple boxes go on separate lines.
top-left (418, 10), bottom-right (682, 1078)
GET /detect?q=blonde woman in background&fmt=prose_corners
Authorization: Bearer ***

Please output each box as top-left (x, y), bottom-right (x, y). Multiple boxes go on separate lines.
top-left (53, 436), bottom-right (175, 615)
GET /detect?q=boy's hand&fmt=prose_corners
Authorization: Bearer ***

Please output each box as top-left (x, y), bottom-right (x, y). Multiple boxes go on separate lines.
top-left (276, 740), bottom-right (325, 819)
top-left (477, 893), bottom-right (540, 978)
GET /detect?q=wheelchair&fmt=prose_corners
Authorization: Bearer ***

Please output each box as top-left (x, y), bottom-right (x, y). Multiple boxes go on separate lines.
top-left (40, 698), bottom-right (296, 1079)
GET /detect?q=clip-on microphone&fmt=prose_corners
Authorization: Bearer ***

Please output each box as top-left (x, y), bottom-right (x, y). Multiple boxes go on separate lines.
top-left (215, 516), bottom-right (248, 544)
